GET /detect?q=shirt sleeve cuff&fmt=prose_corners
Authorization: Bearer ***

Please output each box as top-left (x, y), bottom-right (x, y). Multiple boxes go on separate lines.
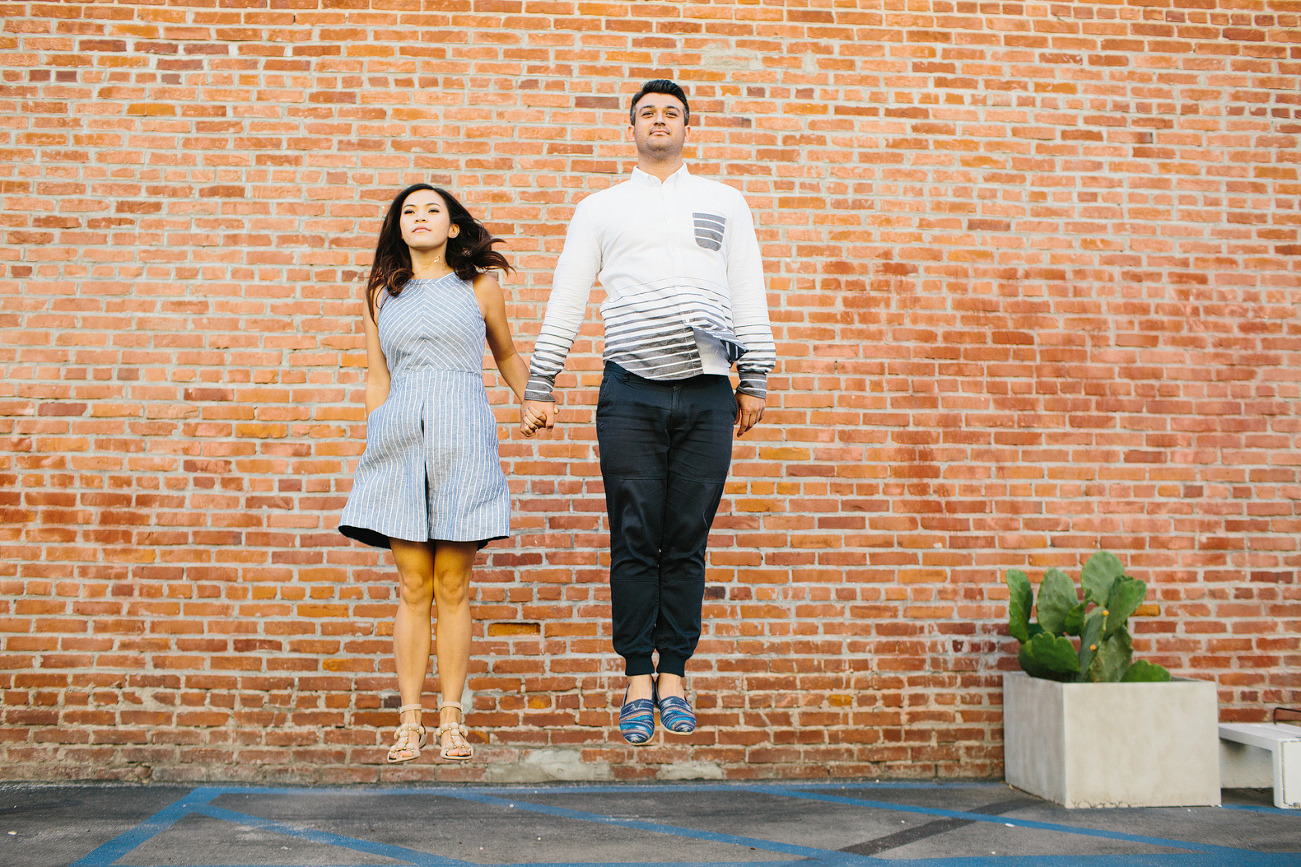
top-left (524, 375), bottom-right (558, 403)
top-left (736, 373), bottom-right (767, 400)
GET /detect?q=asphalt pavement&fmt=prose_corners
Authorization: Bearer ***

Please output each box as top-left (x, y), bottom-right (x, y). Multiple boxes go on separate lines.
top-left (2, 780), bottom-right (1298, 867)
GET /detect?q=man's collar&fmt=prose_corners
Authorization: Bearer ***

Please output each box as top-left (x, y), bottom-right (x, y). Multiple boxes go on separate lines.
top-left (632, 164), bottom-right (691, 186)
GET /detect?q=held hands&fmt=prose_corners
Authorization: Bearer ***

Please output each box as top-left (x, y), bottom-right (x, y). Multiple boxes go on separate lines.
top-left (520, 394), bottom-right (761, 437)
top-left (736, 392), bottom-right (766, 437)
top-left (519, 399), bottom-right (556, 438)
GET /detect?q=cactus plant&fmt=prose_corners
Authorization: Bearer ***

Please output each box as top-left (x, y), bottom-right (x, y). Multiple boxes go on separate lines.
top-left (1005, 551), bottom-right (1170, 683)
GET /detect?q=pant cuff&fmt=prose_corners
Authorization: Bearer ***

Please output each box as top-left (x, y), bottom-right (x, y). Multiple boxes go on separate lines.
top-left (624, 656), bottom-right (655, 677)
top-left (655, 655), bottom-right (687, 677)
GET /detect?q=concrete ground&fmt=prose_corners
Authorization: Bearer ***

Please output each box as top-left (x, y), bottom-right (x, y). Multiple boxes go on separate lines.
top-left (1, 780), bottom-right (1297, 867)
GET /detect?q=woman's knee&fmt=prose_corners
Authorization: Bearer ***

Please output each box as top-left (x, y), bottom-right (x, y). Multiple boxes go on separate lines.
top-left (396, 567), bottom-right (434, 606)
top-left (432, 566), bottom-right (470, 606)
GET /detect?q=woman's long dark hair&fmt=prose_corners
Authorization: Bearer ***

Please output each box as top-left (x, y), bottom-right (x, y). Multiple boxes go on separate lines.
top-left (365, 183), bottom-right (513, 320)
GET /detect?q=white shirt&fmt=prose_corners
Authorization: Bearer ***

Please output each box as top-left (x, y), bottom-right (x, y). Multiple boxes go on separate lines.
top-left (524, 165), bottom-right (776, 401)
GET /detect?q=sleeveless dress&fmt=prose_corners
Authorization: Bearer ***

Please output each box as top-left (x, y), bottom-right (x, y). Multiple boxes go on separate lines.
top-left (338, 273), bottom-right (510, 549)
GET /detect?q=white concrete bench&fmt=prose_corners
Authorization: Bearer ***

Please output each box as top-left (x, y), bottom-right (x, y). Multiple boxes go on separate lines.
top-left (1219, 722), bottom-right (1301, 808)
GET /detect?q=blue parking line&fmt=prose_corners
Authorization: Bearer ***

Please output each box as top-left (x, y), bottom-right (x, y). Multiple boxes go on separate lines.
top-left (512, 853), bottom-right (1301, 859)
top-left (435, 788), bottom-right (880, 864)
top-left (500, 862), bottom-right (844, 867)
top-left (894, 858), bottom-right (1300, 867)
top-left (750, 785), bottom-right (1249, 857)
top-left (66, 783), bottom-right (880, 867)
top-left (60, 781), bottom-right (1300, 867)
top-left (66, 789), bottom-right (220, 867)
top-left (466, 781), bottom-right (1273, 861)
top-left (194, 802), bottom-right (468, 866)
top-left (67, 785), bottom-right (454, 867)
top-left (500, 861), bottom-right (873, 867)
top-left (1221, 802), bottom-right (1301, 816)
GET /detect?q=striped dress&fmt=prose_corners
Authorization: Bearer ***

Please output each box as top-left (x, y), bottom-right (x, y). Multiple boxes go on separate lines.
top-left (338, 273), bottom-right (510, 549)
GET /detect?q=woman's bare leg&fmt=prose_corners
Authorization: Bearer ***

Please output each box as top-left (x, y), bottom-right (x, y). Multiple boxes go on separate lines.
top-left (389, 538), bottom-right (436, 759)
top-left (433, 540), bottom-right (477, 757)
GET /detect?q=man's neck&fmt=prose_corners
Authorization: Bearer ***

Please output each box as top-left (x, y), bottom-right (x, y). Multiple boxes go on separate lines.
top-left (636, 156), bottom-right (684, 182)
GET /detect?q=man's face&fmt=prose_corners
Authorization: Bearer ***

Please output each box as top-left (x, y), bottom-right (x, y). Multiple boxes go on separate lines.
top-left (629, 93), bottom-right (688, 159)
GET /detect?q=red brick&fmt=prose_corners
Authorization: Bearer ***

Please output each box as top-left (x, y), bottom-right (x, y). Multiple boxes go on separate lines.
top-left (1, 0), bottom-right (1298, 784)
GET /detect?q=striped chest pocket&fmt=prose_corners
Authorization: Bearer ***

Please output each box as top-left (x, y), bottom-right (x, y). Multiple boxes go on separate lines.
top-left (693, 213), bottom-right (726, 251)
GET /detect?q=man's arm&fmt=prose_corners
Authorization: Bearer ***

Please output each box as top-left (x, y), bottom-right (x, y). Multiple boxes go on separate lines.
top-left (725, 194), bottom-right (776, 416)
top-left (519, 199), bottom-right (602, 436)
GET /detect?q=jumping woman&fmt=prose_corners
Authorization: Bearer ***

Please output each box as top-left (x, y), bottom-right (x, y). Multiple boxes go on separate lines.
top-left (339, 184), bottom-right (546, 762)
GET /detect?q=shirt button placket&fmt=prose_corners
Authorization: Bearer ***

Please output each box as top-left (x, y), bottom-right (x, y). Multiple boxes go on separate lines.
top-left (660, 184), bottom-right (678, 276)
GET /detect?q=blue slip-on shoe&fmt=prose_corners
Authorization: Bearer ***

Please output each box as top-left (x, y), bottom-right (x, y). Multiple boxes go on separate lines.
top-left (618, 688), bottom-right (655, 745)
top-left (656, 689), bottom-right (696, 734)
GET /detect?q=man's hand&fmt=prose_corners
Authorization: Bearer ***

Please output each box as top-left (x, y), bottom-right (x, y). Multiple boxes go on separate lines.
top-left (519, 399), bottom-right (556, 438)
top-left (735, 392), bottom-right (766, 437)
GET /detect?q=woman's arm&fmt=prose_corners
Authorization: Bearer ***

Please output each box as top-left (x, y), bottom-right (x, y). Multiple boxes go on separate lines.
top-left (473, 271), bottom-right (530, 403)
top-left (362, 291), bottom-right (391, 416)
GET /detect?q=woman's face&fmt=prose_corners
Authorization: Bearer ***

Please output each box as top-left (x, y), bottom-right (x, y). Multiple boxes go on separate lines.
top-left (399, 189), bottom-right (457, 253)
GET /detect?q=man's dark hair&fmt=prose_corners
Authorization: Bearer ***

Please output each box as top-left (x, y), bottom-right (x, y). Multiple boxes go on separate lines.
top-left (629, 79), bottom-right (690, 126)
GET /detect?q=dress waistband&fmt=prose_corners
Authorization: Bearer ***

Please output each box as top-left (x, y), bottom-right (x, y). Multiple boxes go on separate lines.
top-left (389, 367), bottom-right (483, 382)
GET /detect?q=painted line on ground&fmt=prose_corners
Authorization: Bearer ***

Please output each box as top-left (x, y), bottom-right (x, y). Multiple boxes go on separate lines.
top-left (1221, 802), bottom-right (1301, 816)
top-left (194, 801), bottom-right (467, 866)
top-left (57, 781), bottom-right (1300, 867)
top-left (838, 797), bottom-right (1039, 856)
top-left (751, 785), bottom-right (1250, 857)
top-left (433, 788), bottom-right (881, 865)
top-left (66, 789), bottom-right (219, 867)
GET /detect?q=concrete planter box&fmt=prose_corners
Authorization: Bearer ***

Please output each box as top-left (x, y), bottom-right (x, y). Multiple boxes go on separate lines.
top-left (1002, 671), bottom-right (1221, 808)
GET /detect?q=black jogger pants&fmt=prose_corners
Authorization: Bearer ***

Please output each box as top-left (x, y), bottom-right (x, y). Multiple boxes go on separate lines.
top-left (596, 361), bottom-right (736, 677)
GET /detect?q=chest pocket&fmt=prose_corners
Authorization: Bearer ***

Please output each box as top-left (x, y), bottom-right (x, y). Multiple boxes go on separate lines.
top-left (693, 213), bottom-right (726, 251)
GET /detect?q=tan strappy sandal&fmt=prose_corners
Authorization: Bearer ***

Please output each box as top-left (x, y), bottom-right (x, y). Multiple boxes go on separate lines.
top-left (436, 700), bottom-right (474, 761)
top-left (386, 703), bottom-right (427, 764)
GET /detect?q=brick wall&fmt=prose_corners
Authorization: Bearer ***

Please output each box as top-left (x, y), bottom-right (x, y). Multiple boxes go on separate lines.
top-left (1, 0), bottom-right (1298, 784)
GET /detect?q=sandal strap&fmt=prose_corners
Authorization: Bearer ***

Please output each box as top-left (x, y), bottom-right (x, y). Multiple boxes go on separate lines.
top-left (436, 721), bottom-right (468, 736)
top-left (389, 722), bottom-right (426, 757)
top-left (393, 722), bottom-right (425, 746)
top-left (398, 703), bottom-right (423, 713)
top-left (438, 700), bottom-right (463, 712)
top-left (438, 726), bottom-right (473, 760)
